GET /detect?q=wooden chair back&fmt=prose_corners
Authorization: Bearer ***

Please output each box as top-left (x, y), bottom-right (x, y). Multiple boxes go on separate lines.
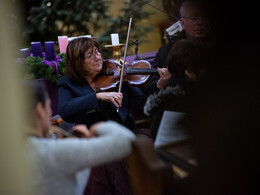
top-left (127, 136), bottom-right (175, 195)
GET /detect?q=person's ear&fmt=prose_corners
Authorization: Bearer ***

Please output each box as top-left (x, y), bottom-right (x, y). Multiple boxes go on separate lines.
top-left (180, 18), bottom-right (185, 29)
top-left (35, 102), bottom-right (45, 120)
top-left (184, 69), bottom-right (190, 79)
top-left (185, 69), bottom-right (198, 81)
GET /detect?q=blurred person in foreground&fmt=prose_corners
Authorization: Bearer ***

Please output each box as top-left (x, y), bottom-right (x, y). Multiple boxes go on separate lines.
top-left (26, 81), bottom-right (135, 195)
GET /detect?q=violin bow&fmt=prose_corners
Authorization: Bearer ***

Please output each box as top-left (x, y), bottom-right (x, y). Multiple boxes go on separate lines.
top-left (117, 14), bottom-right (133, 112)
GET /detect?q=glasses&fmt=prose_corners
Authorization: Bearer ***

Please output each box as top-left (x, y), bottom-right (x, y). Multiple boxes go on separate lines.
top-left (182, 16), bottom-right (207, 23)
top-left (86, 48), bottom-right (101, 59)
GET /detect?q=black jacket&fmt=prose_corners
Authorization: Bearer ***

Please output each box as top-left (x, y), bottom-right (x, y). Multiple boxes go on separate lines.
top-left (141, 31), bottom-right (186, 96)
top-left (57, 76), bottom-right (146, 129)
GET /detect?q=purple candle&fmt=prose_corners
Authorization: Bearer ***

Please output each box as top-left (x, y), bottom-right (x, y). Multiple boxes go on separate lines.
top-left (31, 42), bottom-right (43, 57)
top-left (44, 41), bottom-right (55, 61)
top-left (20, 48), bottom-right (30, 58)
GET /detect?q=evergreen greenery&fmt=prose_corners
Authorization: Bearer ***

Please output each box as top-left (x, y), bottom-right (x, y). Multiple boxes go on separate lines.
top-left (20, 53), bottom-right (66, 83)
top-left (98, 0), bottom-right (153, 58)
top-left (23, 0), bottom-right (153, 58)
top-left (23, 0), bottom-right (110, 42)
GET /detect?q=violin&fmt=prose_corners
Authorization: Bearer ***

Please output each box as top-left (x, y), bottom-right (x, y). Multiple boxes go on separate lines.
top-left (94, 15), bottom-right (158, 93)
top-left (94, 59), bottom-right (158, 91)
top-left (49, 118), bottom-right (82, 139)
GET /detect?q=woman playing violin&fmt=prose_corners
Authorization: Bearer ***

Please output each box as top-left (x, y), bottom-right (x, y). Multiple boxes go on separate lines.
top-left (58, 37), bottom-right (146, 130)
top-left (26, 81), bottom-right (135, 195)
top-left (57, 37), bottom-right (146, 195)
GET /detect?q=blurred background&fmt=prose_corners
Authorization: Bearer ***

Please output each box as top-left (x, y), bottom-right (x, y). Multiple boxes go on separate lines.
top-left (15, 0), bottom-right (179, 58)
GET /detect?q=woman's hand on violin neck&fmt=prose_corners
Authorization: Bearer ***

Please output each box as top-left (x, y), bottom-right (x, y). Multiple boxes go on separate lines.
top-left (96, 92), bottom-right (123, 108)
top-left (158, 67), bottom-right (172, 80)
top-left (157, 67), bottom-right (172, 89)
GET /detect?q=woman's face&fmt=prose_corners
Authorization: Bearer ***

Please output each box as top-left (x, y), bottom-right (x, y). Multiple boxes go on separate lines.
top-left (83, 47), bottom-right (102, 78)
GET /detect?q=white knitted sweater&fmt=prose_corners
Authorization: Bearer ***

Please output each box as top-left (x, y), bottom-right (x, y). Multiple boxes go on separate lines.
top-left (27, 121), bottom-right (135, 195)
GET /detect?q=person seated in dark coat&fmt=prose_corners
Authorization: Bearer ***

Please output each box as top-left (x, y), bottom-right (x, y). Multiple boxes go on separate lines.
top-left (144, 39), bottom-right (215, 140)
top-left (58, 37), bottom-right (146, 130)
top-left (57, 37), bottom-right (146, 195)
top-left (142, 0), bottom-right (213, 96)
top-left (25, 80), bottom-right (136, 195)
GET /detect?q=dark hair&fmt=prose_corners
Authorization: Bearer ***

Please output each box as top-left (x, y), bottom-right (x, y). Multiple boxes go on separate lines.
top-left (166, 39), bottom-right (214, 79)
top-left (65, 38), bottom-right (101, 84)
top-left (180, 0), bottom-right (211, 18)
top-left (24, 80), bottom-right (49, 108)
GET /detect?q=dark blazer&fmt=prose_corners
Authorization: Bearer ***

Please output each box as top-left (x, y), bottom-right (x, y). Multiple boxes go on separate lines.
top-left (141, 32), bottom-right (186, 96)
top-left (57, 76), bottom-right (146, 129)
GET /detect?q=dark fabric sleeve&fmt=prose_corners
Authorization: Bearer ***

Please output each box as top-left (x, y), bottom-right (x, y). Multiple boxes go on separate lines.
top-left (150, 50), bottom-right (161, 68)
top-left (57, 79), bottom-right (100, 123)
top-left (124, 85), bottom-right (147, 115)
top-left (150, 43), bottom-right (172, 69)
